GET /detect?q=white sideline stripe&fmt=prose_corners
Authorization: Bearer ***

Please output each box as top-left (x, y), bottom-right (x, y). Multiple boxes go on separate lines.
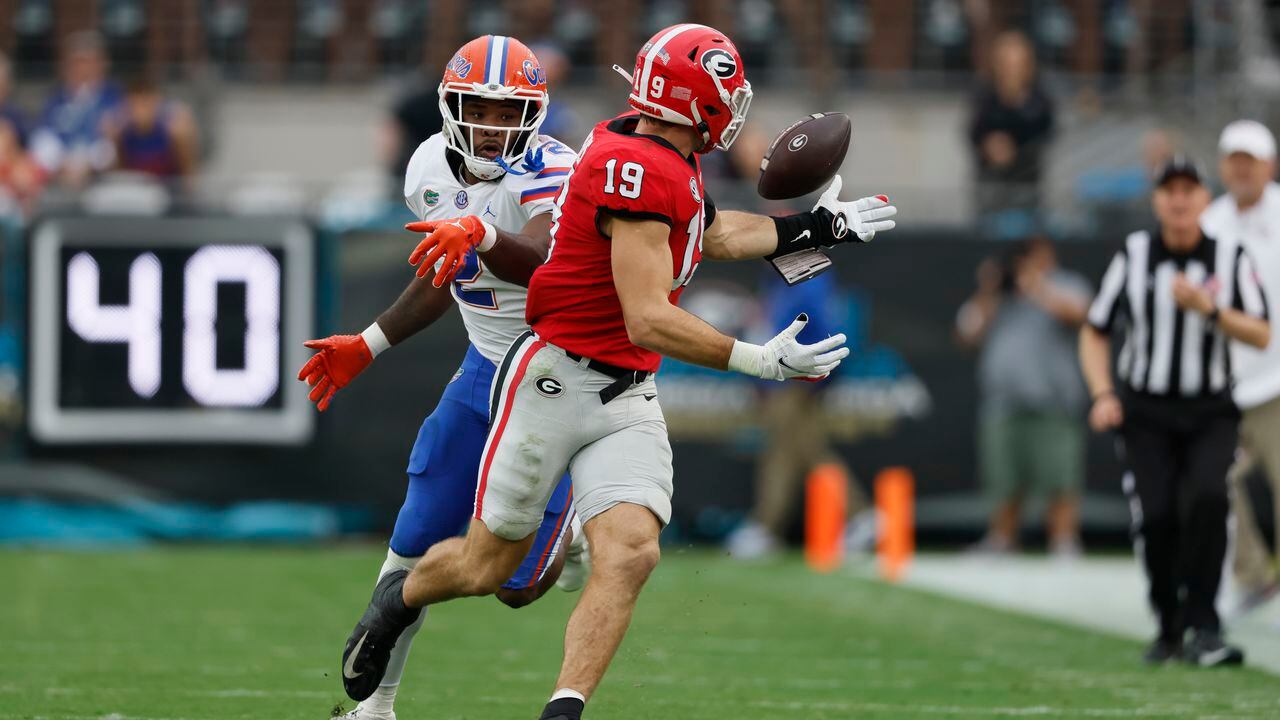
top-left (901, 554), bottom-right (1280, 676)
top-left (749, 700), bottom-right (1237, 718)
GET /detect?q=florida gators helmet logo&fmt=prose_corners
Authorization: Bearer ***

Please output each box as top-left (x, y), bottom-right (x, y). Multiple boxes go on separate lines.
top-left (446, 54), bottom-right (473, 78)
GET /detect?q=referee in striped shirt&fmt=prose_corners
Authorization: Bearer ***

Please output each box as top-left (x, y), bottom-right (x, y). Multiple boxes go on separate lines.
top-left (1080, 156), bottom-right (1270, 666)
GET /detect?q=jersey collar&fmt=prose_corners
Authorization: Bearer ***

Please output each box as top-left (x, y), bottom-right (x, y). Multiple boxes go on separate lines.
top-left (606, 114), bottom-right (697, 166)
top-left (1152, 228), bottom-right (1213, 262)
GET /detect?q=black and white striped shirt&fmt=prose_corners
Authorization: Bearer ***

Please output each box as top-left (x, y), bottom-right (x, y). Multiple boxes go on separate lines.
top-left (1088, 230), bottom-right (1269, 398)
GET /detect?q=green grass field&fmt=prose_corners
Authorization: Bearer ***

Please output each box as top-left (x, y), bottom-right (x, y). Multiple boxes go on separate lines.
top-left (4, 546), bottom-right (1279, 720)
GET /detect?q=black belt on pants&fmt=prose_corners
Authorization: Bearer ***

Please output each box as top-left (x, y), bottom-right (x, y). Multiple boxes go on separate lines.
top-left (565, 350), bottom-right (651, 404)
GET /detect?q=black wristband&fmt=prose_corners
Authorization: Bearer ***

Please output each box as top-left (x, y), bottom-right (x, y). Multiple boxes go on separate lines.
top-left (767, 207), bottom-right (841, 260)
top-left (1208, 306), bottom-right (1221, 323)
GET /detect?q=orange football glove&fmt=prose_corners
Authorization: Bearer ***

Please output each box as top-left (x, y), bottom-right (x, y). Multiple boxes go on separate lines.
top-left (406, 216), bottom-right (493, 288)
top-left (296, 335), bottom-right (374, 411)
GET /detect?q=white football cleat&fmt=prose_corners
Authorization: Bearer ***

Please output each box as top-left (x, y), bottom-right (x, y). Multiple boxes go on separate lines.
top-left (335, 703), bottom-right (395, 720)
top-left (556, 514), bottom-right (590, 592)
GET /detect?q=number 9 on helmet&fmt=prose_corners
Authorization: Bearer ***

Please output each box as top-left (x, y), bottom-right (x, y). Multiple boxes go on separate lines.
top-left (614, 23), bottom-right (753, 153)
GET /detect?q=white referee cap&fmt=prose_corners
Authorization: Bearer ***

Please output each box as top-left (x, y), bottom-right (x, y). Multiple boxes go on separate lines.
top-left (1219, 120), bottom-right (1276, 160)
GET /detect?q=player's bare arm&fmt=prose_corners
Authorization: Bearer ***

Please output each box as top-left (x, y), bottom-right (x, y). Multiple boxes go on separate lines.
top-left (297, 268), bottom-right (454, 411)
top-left (376, 268), bottom-right (456, 344)
top-left (699, 210), bottom-right (776, 260)
top-left (702, 177), bottom-right (897, 262)
top-left (476, 212), bottom-right (553, 286)
top-left (407, 211), bottom-right (552, 288)
top-left (610, 216), bottom-right (736, 368)
top-left (609, 215), bottom-right (848, 380)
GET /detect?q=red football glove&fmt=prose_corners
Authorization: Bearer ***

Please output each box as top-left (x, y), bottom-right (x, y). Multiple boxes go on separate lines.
top-left (406, 216), bottom-right (490, 288)
top-left (296, 335), bottom-right (374, 412)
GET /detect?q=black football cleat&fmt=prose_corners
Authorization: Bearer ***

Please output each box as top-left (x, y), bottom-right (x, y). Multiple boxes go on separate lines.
top-left (1182, 630), bottom-right (1244, 667)
top-left (1142, 636), bottom-right (1182, 665)
top-left (341, 569), bottom-right (422, 701)
top-left (538, 697), bottom-right (585, 720)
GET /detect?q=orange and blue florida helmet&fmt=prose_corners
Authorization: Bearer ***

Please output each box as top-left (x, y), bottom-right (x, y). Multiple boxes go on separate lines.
top-left (438, 35), bottom-right (549, 180)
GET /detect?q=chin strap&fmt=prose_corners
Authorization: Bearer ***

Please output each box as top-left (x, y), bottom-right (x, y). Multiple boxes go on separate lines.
top-left (688, 101), bottom-right (712, 151)
top-left (493, 145), bottom-right (545, 176)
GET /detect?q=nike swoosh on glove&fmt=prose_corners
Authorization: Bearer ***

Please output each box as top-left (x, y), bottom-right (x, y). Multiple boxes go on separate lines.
top-left (813, 175), bottom-right (898, 243)
top-left (406, 215), bottom-right (495, 287)
top-left (728, 313), bottom-right (850, 381)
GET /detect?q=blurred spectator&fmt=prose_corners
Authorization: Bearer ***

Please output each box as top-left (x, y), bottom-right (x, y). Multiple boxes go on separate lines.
top-left (0, 117), bottom-right (46, 218)
top-left (956, 236), bottom-right (1090, 557)
top-left (777, 0), bottom-right (835, 92)
top-left (968, 31), bottom-right (1055, 237)
top-left (1200, 120), bottom-right (1280, 614)
top-left (30, 31), bottom-right (123, 189)
top-left (506, 0), bottom-right (558, 44)
top-left (1076, 128), bottom-right (1177, 228)
top-left (382, 79), bottom-right (442, 192)
top-left (700, 125), bottom-right (769, 195)
top-left (0, 53), bottom-right (28, 148)
top-left (104, 75), bottom-right (199, 182)
top-left (1128, 0), bottom-right (1192, 78)
top-left (1142, 129), bottom-right (1176, 175)
top-left (726, 272), bottom-right (870, 559)
top-left (529, 42), bottom-right (579, 144)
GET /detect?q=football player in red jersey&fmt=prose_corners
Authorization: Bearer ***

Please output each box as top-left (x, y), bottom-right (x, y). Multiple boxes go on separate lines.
top-left (342, 23), bottom-right (897, 718)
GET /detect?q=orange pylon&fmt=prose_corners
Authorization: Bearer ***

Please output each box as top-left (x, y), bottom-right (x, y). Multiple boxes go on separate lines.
top-left (875, 467), bottom-right (915, 582)
top-left (805, 463), bottom-right (848, 573)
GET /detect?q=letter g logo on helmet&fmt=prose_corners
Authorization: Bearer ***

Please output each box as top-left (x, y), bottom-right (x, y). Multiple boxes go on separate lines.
top-left (700, 48), bottom-right (737, 79)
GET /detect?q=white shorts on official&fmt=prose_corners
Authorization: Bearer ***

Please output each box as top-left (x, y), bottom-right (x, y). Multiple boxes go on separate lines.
top-left (475, 331), bottom-right (674, 540)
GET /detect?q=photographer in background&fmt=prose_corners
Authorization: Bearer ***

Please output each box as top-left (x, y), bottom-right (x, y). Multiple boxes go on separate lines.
top-left (957, 236), bottom-right (1091, 558)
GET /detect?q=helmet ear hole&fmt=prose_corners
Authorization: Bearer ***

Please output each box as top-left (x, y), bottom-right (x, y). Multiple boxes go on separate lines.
top-left (687, 46), bottom-right (699, 61)
top-left (703, 105), bottom-right (721, 116)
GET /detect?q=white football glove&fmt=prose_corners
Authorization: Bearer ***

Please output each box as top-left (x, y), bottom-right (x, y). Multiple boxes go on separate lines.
top-left (728, 314), bottom-right (849, 381)
top-left (814, 175), bottom-right (898, 243)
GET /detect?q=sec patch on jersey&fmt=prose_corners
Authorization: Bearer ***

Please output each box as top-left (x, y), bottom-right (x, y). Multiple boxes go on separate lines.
top-left (757, 112), bottom-right (852, 200)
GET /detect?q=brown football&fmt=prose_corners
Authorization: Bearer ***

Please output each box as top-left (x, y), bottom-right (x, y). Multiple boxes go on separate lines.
top-left (757, 112), bottom-right (851, 200)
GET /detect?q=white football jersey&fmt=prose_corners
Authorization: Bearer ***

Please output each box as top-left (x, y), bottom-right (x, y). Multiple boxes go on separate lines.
top-left (404, 132), bottom-right (576, 364)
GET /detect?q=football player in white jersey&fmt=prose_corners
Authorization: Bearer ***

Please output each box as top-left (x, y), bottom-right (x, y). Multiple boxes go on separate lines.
top-left (297, 36), bottom-right (584, 719)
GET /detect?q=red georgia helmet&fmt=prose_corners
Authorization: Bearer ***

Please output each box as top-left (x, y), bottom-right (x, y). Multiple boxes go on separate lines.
top-left (617, 23), bottom-right (752, 153)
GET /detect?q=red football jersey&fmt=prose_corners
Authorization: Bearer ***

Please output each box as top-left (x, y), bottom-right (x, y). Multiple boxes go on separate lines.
top-left (526, 114), bottom-right (708, 372)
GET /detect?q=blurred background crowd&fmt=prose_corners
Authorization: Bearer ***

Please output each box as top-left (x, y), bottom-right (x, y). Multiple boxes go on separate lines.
top-left (0, 0), bottom-right (1268, 226)
top-left (3, 0), bottom-right (1279, 565)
